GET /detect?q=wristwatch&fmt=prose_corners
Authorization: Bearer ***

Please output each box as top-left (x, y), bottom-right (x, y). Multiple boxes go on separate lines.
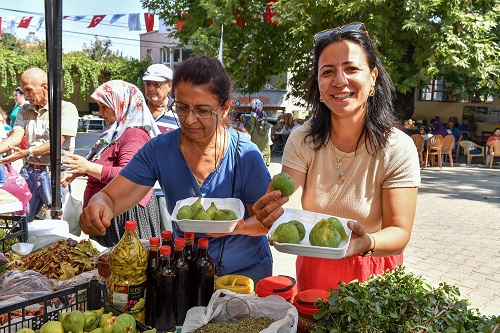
top-left (28, 147), bottom-right (34, 159)
top-left (360, 234), bottom-right (376, 257)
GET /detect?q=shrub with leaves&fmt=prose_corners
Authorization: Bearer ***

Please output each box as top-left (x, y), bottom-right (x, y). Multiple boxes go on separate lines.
top-left (312, 266), bottom-right (499, 333)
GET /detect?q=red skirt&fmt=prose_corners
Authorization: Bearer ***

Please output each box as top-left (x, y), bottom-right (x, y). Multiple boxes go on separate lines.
top-left (296, 253), bottom-right (403, 292)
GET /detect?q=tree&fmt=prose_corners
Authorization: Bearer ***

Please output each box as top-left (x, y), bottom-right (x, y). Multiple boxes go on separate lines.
top-left (82, 36), bottom-right (125, 62)
top-left (141, 0), bottom-right (500, 119)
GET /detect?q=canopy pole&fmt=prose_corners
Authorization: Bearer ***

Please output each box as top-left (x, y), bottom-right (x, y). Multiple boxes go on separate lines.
top-left (44, 0), bottom-right (63, 219)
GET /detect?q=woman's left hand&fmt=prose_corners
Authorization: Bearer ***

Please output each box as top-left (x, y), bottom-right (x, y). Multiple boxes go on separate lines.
top-left (343, 221), bottom-right (372, 258)
top-left (63, 154), bottom-right (91, 175)
top-left (206, 218), bottom-right (246, 238)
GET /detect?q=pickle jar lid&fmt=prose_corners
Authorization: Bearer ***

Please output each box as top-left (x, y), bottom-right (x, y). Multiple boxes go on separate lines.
top-left (255, 275), bottom-right (297, 300)
top-left (215, 274), bottom-right (254, 294)
top-left (293, 289), bottom-right (330, 315)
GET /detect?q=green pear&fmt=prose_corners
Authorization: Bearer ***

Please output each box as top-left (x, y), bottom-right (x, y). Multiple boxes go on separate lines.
top-left (192, 209), bottom-right (211, 220)
top-left (212, 209), bottom-right (237, 221)
top-left (177, 205), bottom-right (193, 220)
top-left (206, 202), bottom-right (218, 219)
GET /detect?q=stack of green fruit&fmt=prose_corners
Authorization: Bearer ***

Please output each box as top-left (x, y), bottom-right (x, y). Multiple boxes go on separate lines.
top-left (309, 217), bottom-right (348, 248)
top-left (15, 309), bottom-right (156, 333)
top-left (269, 220), bottom-right (306, 244)
top-left (176, 198), bottom-right (237, 221)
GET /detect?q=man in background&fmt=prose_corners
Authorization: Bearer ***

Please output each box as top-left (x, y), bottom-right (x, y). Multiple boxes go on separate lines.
top-left (0, 68), bottom-right (79, 221)
top-left (143, 63), bottom-right (178, 133)
top-left (143, 64), bottom-right (179, 231)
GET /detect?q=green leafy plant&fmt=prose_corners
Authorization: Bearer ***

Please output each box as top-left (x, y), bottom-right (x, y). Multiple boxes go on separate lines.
top-left (312, 266), bottom-right (499, 333)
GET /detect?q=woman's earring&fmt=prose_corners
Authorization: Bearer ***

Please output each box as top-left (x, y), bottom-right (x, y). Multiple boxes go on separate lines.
top-left (369, 88), bottom-right (375, 97)
top-left (319, 97), bottom-right (324, 102)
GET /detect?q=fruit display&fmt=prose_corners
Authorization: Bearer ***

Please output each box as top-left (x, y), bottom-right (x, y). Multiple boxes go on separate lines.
top-left (271, 172), bottom-right (296, 197)
top-left (176, 198), bottom-right (238, 221)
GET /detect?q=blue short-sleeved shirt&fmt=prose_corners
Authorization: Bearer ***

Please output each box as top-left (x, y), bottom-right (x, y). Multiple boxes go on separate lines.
top-left (120, 128), bottom-right (272, 274)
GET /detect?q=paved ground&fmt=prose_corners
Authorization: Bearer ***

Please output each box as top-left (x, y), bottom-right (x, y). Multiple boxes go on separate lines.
top-left (69, 132), bottom-right (500, 316)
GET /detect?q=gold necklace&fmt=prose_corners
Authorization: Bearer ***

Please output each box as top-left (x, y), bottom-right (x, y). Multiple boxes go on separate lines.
top-left (331, 141), bottom-right (359, 183)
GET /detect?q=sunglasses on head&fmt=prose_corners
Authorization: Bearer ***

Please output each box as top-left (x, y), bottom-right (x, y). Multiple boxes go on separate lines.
top-left (313, 22), bottom-right (365, 42)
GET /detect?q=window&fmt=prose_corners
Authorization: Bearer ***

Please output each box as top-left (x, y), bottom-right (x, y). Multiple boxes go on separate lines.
top-left (146, 49), bottom-right (152, 58)
top-left (419, 78), bottom-right (453, 102)
top-left (160, 48), bottom-right (168, 64)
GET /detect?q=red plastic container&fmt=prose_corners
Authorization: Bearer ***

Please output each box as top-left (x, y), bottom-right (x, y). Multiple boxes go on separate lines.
top-left (293, 289), bottom-right (330, 333)
top-left (255, 275), bottom-right (297, 301)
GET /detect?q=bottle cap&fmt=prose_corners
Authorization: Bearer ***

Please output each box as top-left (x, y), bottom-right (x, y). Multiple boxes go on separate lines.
top-left (174, 237), bottom-right (185, 247)
top-left (160, 245), bottom-right (171, 256)
top-left (149, 237), bottom-right (160, 246)
top-left (184, 232), bottom-right (195, 239)
top-left (198, 238), bottom-right (209, 247)
top-left (125, 220), bottom-right (137, 230)
top-left (161, 230), bottom-right (172, 239)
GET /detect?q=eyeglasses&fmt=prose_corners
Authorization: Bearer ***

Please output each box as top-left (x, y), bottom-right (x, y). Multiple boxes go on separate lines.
top-left (144, 81), bottom-right (166, 89)
top-left (313, 22), bottom-right (365, 42)
top-left (171, 101), bottom-right (223, 119)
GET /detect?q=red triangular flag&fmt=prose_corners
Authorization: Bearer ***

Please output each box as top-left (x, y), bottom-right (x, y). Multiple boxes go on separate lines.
top-left (144, 13), bottom-right (154, 32)
top-left (63, 16), bottom-right (69, 19)
top-left (18, 16), bottom-right (33, 28)
top-left (88, 15), bottom-right (106, 28)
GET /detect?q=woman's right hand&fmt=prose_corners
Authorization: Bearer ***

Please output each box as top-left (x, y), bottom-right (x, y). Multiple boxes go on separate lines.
top-left (252, 183), bottom-right (289, 229)
top-left (79, 201), bottom-right (113, 236)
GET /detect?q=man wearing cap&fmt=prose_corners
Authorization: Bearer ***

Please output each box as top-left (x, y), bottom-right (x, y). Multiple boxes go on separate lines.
top-left (143, 64), bottom-right (179, 231)
top-left (143, 63), bottom-right (179, 134)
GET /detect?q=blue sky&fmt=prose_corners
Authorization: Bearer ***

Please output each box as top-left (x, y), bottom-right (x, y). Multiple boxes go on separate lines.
top-left (0, 0), bottom-right (157, 59)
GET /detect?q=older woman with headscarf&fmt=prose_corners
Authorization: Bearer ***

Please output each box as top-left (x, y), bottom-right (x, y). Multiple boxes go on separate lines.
top-left (61, 80), bottom-right (161, 247)
top-left (249, 98), bottom-right (271, 166)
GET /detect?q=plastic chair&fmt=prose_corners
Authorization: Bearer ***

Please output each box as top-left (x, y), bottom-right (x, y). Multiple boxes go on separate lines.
top-left (487, 140), bottom-right (500, 168)
top-left (424, 134), bottom-right (443, 168)
top-left (441, 135), bottom-right (455, 167)
top-left (411, 134), bottom-right (425, 168)
top-left (459, 140), bottom-right (485, 164)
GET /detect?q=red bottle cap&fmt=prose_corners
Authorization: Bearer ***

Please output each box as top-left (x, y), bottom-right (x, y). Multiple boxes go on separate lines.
top-left (198, 238), bottom-right (209, 247)
top-left (255, 275), bottom-right (297, 301)
top-left (293, 289), bottom-right (330, 315)
top-left (149, 237), bottom-right (160, 246)
top-left (160, 246), bottom-right (171, 256)
top-left (184, 232), bottom-right (195, 239)
top-left (174, 238), bottom-right (185, 247)
top-left (125, 220), bottom-right (136, 230)
top-left (162, 230), bottom-right (172, 239)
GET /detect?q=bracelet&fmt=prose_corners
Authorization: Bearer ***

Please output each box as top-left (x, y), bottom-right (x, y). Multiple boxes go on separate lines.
top-left (360, 234), bottom-right (376, 257)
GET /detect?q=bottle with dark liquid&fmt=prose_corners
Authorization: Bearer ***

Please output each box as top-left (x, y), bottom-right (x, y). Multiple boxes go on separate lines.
top-left (192, 238), bottom-right (215, 307)
top-left (161, 230), bottom-right (173, 254)
top-left (172, 238), bottom-right (190, 326)
top-left (154, 245), bottom-right (176, 332)
top-left (184, 232), bottom-right (197, 263)
top-left (145, 237), bottom-right (161, 327)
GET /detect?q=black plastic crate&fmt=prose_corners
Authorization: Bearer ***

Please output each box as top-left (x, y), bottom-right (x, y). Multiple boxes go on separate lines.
top-left (0, 280), bottom-right (151, 332)
top-left (0, 215), bottom-right (28, 253)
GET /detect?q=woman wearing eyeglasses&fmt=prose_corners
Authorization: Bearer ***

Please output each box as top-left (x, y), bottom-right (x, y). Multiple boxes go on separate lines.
top-left (61, 80), bottom-right (162, 247)
top-left (79, 55), bottom-right (287, 283)
top-left (258, 23), bottom-right (420, 291)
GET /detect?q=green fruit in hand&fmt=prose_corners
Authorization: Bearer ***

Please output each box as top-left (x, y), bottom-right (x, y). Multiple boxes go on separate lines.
top-left (99, 312), bottom-right (113, 328)
top-left (212, 209), bottom-right (237, 221)
top-left (190, 197), bottom-right (204, 213)
top-left (327, 217), bottom-right (348, 241)
top-left (15, 329), bottom-right (35, 333)
top-left (39, 320), bottom-right (64, 333)
top-left (112, 313), bottom-right (136, 333)
top-left (271, 172), bottom-right (296, 196)
top-left (309, 218), bottom-right (342, 248)
top-left (177, 205), bottom-right (193, 220)
top-left (192, 209), bottom-right (211, 220)
top-left (62, 310), bottom-right (85, 333)
top-left (206, 202), bottom-right (219, 219)
top-left (269, 222), bottom-right (301, 244)
top-left (288, 220), bottom-right (306, 241)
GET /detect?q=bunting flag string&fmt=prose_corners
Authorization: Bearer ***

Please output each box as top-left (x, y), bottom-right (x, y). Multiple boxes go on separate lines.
top-left (88, 15), bottom-right (106, 28)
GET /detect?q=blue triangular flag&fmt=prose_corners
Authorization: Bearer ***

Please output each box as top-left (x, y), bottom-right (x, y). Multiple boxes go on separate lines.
top-left (110, 14), bottom-right (125, 24)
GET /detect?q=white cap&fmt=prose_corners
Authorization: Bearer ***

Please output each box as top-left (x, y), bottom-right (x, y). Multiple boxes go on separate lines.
top-left (143, 64), bottom-right (173, 82)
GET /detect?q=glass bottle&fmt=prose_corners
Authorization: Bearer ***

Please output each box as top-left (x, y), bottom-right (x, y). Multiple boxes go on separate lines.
top-left (145, 237), bottom-right (160, 327)
top-left (192, 238), bottom-right (215, 307)
top-left (184, 232), bottom-right (197, 263)
top-left (109, 220), bottom-right (148, 323)
top-left (172, 238), bottom-right (190, 326)
top-left (154, 245), bottom-right (176, 332)
top-left (161, 230), bottom-right (173, 254)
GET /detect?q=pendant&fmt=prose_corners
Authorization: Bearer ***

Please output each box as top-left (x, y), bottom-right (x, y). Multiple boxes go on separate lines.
top-left (335, 160), bottom-right (342, 169)
top-left (338, 172), bottom-right (345, 182)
